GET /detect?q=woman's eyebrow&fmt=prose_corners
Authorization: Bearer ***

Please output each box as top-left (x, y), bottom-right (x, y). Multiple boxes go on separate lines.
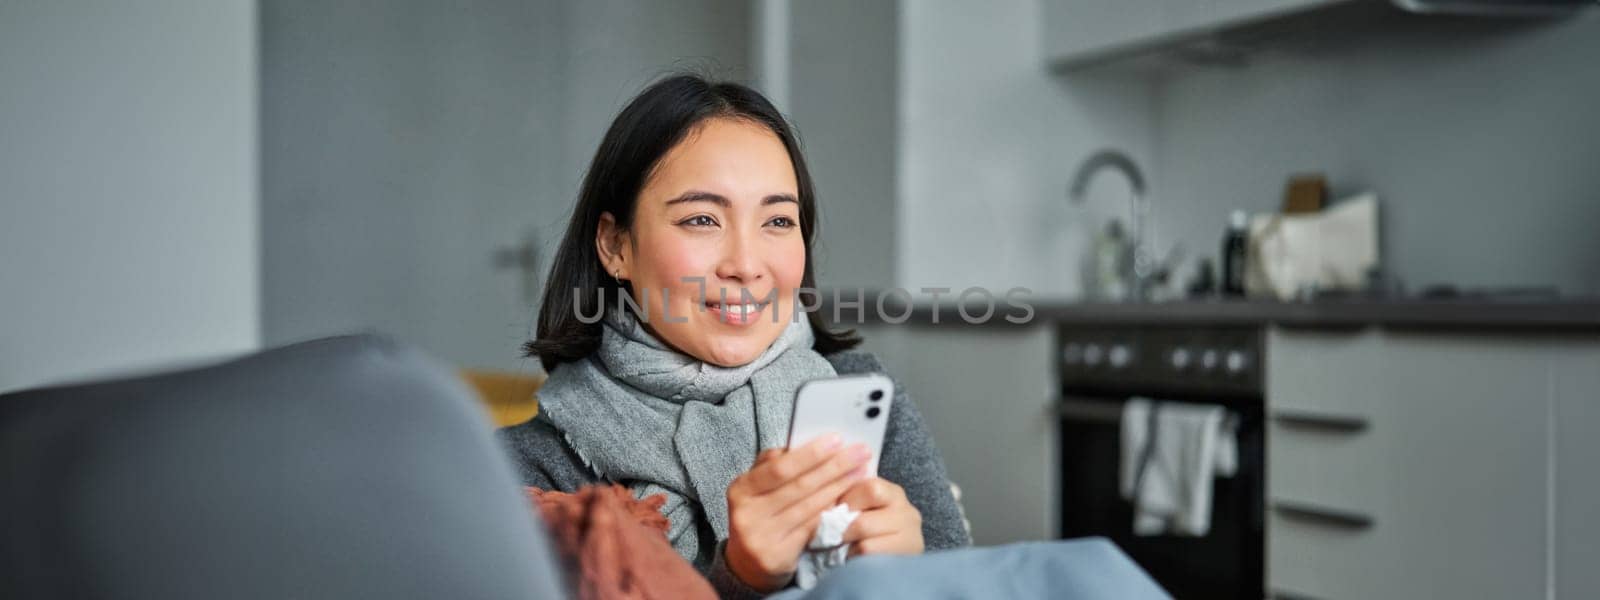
top-left (664, 191), bottom-right (799, 206)
top-left (664, 190), bottom-right (729, 207)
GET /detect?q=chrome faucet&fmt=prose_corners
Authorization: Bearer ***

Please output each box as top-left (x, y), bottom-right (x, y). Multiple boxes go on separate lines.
top-left (1069, 148), bottom-right (1153, 302)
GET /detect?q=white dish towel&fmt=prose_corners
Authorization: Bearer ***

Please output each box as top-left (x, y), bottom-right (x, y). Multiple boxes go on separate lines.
top-left (1119, 397), bottom-right (1238, 537)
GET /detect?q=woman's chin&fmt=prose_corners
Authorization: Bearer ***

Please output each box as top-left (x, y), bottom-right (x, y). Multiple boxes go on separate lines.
top-left (654, 308), bottom-right (792, 367)
top-left (695, 329), bottom-right (787, 367)
top-left (699, 344), bottom-right (763, 368)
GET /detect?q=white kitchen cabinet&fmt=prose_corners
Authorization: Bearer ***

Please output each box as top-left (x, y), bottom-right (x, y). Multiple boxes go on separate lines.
top-left (1264, 328), bottom-right (1596, 599)
top-left (1554, 343), bottom-right (1600, 598)
top-left (854, 322), bottom-right (1058, 545)
top-left (1042, 0), bottom-right (1347, 67)
top-left (1211, 0), bottom-right (1344, 26)
top-left (1042, 0), bottom-right (1172, 65)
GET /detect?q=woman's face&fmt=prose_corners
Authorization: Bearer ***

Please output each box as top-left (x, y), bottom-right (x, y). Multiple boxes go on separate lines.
top-left (597, 117), bottom-right (807, 367)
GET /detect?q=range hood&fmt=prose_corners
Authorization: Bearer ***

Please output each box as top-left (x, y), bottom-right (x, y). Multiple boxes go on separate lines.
top-left (1049, 0), bottom-right (1600, 72)
top-left (1395, 0), bottom-right (1597, 16)
top-left (1053, 0), bottom-right (1595, 73)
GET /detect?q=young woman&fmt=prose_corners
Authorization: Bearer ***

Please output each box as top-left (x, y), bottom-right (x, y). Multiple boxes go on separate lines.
top-left (500, 74), bottom-right (970, 598)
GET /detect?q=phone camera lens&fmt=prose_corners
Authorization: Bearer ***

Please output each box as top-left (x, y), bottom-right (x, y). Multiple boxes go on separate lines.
top-left (866, 406), bottom-right (881, 419)
top-left (869, 390), bottom-right (884, 401)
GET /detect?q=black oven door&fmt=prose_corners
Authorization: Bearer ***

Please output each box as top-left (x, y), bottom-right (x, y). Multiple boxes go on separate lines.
top-left (1057, 394), bottom-right (1264, 600)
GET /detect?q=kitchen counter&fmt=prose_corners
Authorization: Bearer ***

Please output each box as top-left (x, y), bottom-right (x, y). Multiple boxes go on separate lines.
top-left (818, 292), bottom-right (1600, 331)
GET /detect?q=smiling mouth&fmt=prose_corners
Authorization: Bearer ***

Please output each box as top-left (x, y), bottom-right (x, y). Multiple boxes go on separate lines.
top-left (703, 299), bottom-right (771, 325)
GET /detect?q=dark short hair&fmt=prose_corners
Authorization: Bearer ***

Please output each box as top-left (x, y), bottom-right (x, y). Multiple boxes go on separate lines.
top-left (523, 74), bottom-right (860, 372)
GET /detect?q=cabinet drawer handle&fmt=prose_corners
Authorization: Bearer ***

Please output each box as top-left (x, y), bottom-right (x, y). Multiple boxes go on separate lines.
top-left (1054, 397), bottom-right (1122, 424)
top-left (1272, 410), bottom-right (1368, 434)
top-left (1272, 500), bottom-right (1374, 530)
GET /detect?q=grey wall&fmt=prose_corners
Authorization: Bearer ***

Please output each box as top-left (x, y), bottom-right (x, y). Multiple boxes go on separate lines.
top-left (759, 0), bottom-right (1157, 294)
top-left (846, 0), bottom-right (1156, 544)
top-left (261, 0), bottom-right (561, 370)
top-left (786, 0), bottom-right (900, 289)
top-left (0, 1), bottom-right (259, 392)
top-left (558, 0), bottom-right (751, 200)
top-left (261, 0), bottom-right (749, 371)
top-left (898, 0), bottom-right (1156, 297)
top-left (1151, 12), bottom-right (1600, 295)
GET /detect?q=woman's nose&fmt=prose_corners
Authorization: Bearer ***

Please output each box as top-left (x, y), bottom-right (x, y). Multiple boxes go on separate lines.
top-left (713, 230), bottom-right (764, 285)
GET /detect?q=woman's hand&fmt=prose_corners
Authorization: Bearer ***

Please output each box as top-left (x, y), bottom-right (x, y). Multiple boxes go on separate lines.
top-left (724, 435), bottom-right (871, 592)
top-left (840, 477), bottom-right (925, 557)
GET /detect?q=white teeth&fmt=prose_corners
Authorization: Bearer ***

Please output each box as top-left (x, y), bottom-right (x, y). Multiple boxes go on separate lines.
top-left (713, 303), bottom-right (762, 316)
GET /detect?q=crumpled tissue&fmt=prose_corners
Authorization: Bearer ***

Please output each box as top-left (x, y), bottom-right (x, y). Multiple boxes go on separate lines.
top-left (794, 503), bottom-right (861, 589)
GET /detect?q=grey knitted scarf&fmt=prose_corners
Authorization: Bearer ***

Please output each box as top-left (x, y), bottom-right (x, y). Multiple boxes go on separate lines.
top-left (534, 308), bottom-right (838, 562)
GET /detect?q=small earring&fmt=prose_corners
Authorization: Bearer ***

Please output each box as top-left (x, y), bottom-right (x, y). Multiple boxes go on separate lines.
top-left (612, 269), bottom-right (623, 281)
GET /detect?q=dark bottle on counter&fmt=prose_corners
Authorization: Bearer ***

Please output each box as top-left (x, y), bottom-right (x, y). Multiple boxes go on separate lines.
top-left (1221, 210), bottom-right (1248, 296)
top-left (1187, 258), bottom-right (1217, 298)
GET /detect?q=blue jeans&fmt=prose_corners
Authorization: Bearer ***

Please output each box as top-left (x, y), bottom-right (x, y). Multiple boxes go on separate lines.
top-left (770, 537), bottom-right (1170, 600)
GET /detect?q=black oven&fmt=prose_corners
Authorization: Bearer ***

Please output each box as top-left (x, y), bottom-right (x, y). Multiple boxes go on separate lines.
top-left (1055, 324), bottom-right (1264, 599)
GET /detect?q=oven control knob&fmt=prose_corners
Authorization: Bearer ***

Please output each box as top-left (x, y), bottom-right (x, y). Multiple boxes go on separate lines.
top-left (1169, 347), bottom-right (1192, 371)
top-left (1108, 344), bottom-right (1132, 369)
top-left (1200, 349), bottom-right (1219, 371)
top-left (1061, 343), bottom-right (1084, 366)
top-left (1082, 344), bottom-right (1104, 367)
top-left (1224, 350), bottom-right (1250, 375)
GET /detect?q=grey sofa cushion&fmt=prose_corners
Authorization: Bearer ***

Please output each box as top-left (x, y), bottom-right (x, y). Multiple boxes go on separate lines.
top-left (0, 335), bottom-right (565, 599)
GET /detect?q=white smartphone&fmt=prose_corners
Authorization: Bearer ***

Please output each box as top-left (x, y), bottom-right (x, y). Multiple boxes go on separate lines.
top-left (786, 373), bottom-right (894, 477)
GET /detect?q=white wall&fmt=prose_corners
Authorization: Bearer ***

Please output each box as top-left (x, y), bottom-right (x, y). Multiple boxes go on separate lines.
top-left (897, 0), bottom-right (1156, 297)
top-left (1152, 12), bottom-right (1600, 295)
top-left (0, 1), bottom-right (259, 392)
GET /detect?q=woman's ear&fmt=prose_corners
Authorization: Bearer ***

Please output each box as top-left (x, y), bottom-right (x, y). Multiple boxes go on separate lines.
top-left (595, 212), bottom-right (630, 281)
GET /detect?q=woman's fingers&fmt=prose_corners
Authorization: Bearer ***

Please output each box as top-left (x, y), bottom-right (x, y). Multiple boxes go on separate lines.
top-left (839, 477), bottom-right (904, 513)
top-left (840, 507), bottom-right (899, 544)
top-left (845, 501), bottom-right (926, 557)
top-left (848, 535), bottom-right (907, 558)
top-left (776, 510), bottom-right (826, 554)
top-left (743, 434), bottom-right (844, 493)
top-left (766, 443), bottom-right (871, 510)
top-left (723, 438), bottom-right (877, 594)
top-left (775, 464), bottom-right (869, 537)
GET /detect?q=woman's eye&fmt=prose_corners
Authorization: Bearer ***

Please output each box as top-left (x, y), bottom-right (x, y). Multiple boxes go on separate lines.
top-left (767, 216), bottom-right (797, 229)
top-left (679, 215), bottom-right (718, 227)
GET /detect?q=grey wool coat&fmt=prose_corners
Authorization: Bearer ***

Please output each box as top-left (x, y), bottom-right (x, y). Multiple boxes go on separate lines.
top-left (497, 350), bottom-right (972, 599)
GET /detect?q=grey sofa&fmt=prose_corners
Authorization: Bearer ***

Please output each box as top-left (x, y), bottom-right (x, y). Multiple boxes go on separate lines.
top-left (0, 335), bottom-right (565, 599)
